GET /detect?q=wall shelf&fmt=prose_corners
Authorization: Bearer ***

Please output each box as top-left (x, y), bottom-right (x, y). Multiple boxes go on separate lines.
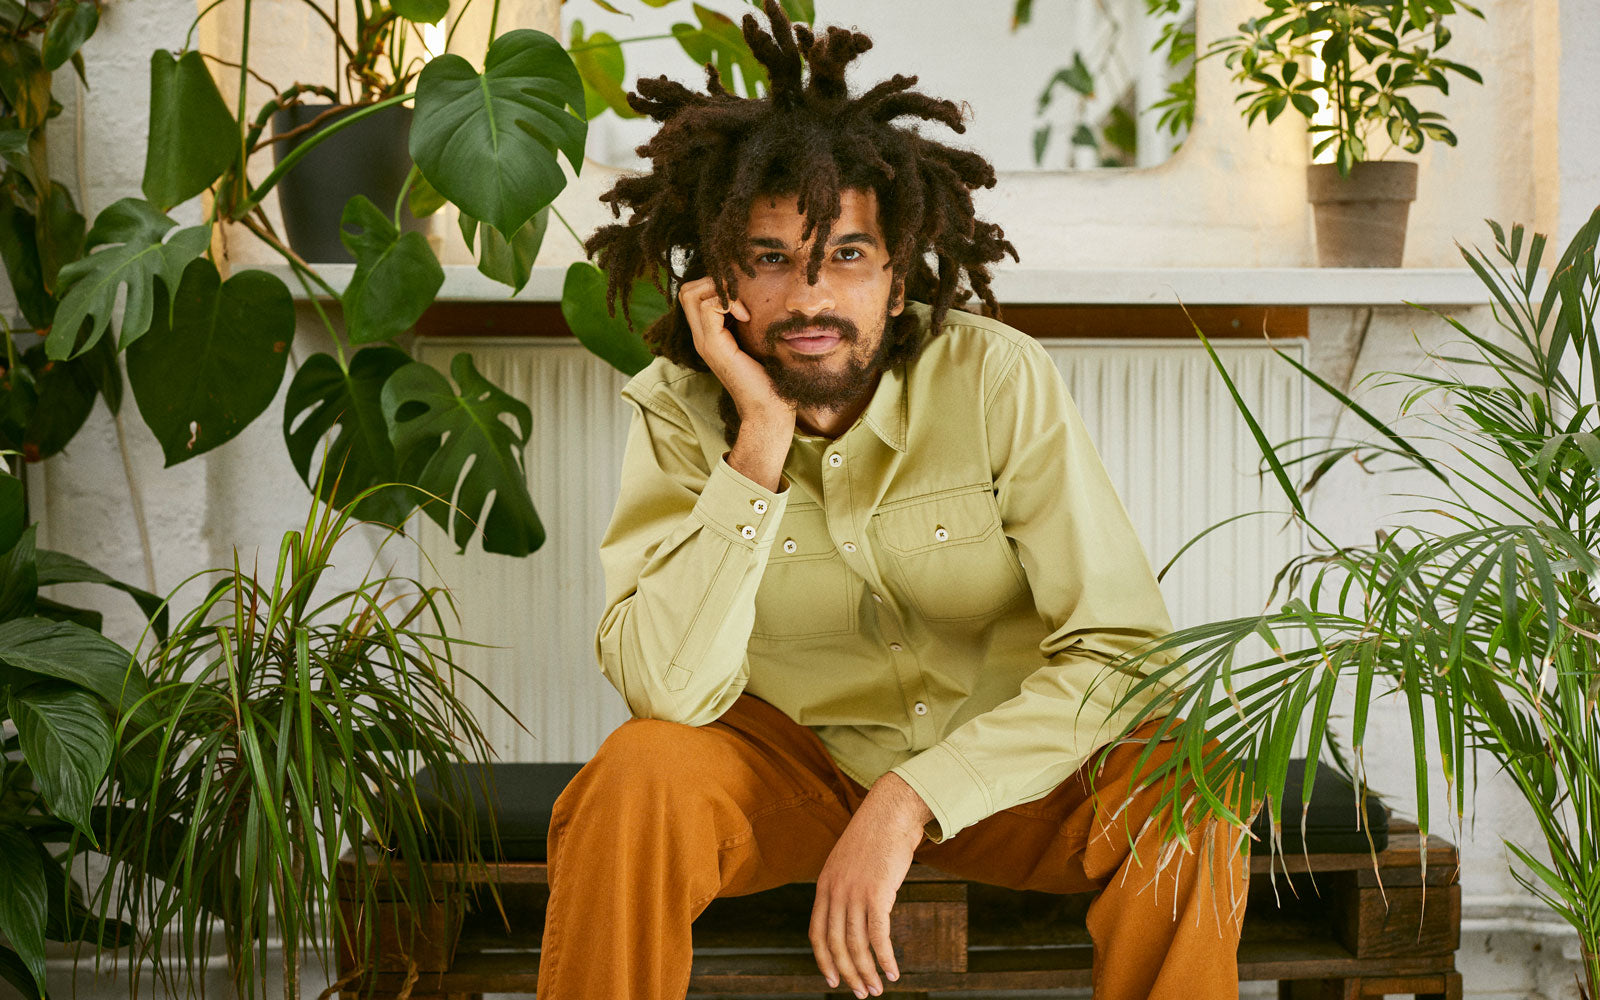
top-left (260, 263), bottom-right (1496, 307)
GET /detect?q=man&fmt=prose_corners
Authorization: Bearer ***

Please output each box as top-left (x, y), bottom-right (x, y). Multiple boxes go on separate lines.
top-left (538, 5), bottom-right (1249, 998)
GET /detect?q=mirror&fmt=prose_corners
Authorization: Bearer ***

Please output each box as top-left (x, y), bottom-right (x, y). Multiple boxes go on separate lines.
top-left (561, 0), bottom-right (1197, 173)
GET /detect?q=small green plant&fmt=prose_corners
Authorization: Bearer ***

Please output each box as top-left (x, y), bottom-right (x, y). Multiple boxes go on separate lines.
top-left (1103, 204), bottom-right (1600, 997)
top-left (1208, 0), bottom-right (1484, 176)
top-left (84, 481), bottom-right (515, 1000)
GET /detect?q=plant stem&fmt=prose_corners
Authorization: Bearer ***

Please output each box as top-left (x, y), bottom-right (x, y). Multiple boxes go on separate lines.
top-left (567, 32), bottom-right (680, 52)
top-left (185, 0), bottom-right (232, 53)
top-left (551, 205), bottom-right (585, 251)
top-left (394, 164), bottom-right (420, 230)
top-left (235, 0), bottom-right (253, 209)
top-left (236, 92), bottom-right (413, 218)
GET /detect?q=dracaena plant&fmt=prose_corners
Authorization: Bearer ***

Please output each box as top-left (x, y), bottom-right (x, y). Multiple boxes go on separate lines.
top-left (83, 479), bottom-right (515, 1000)
top-left (1100, 205), bottom-right (1600, 997)
top-left (1208, 0), bottom-right (1485, 176)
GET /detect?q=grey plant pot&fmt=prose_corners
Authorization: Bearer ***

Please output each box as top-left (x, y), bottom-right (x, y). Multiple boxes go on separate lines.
top-left (270, 102), bottom-right (433, 264)
top-left (1306, 161), bottom-right (1419, 268)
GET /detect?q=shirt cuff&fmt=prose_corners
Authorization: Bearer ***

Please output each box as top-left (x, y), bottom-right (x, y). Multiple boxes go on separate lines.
top-left (890, 742), bottom-right (993, 844)
top-left (691, 453), bottom-right (790, 548)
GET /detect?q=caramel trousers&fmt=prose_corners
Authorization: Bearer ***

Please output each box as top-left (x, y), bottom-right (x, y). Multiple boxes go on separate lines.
top-left (537, 693), bottom-right (1248, 999)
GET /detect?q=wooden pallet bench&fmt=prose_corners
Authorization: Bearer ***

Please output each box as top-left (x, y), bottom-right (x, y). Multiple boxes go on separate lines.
top-left (334, 818), bottom-right (1460, 999)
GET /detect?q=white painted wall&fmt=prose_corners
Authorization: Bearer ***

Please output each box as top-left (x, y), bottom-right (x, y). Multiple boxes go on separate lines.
top-left (3, 0), bottom-right (1598, 996)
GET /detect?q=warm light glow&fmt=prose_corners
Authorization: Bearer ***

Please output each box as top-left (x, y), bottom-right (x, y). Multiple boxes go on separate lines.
top-left (422, 22), bottom-right (447, 59)
top-left (1307, 50), bottom-right (1338, 164)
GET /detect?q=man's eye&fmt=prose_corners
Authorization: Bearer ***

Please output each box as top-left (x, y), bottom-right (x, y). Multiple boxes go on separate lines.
top-left (835, 247), bottom-right (864, 261)
top-left (756, 252), bottom-right (786, 265)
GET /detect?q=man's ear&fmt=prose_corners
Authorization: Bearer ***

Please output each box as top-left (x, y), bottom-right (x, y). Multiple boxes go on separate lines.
top-left (889, 277), bottom-right (906, 317)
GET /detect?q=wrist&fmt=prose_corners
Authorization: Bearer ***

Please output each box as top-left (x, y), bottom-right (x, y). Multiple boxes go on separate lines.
top-left (870, 772), bottom-right (935, 839)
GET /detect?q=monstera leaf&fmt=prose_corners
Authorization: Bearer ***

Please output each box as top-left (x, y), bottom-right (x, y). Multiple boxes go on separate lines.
top-left (283, 346), bottom-right (415, 527)
top-left (339, 194), bottom-right (443, 344)
top-left (561, 261), bottom-right (661, 376)
top-left (10, 681), bottom-right (113, 837)
top-left (571, 20), bottom-right (638, 120)
top-left (409, 28), bottom-right (585, 243)
top-left (45, 197), bottom-right (211, 360)
top-left (143, 49), bottom-right (239, 210)
top-left (460, 206), bottom-right (546, 294)
top-left (125, 257), bottom-right (293, 465)
top-left (381, 353), bottom-right (544, 556)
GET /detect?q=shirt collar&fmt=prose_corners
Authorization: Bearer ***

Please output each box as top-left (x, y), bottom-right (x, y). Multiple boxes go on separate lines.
top-left (861, 359), bottom-right (907, 452)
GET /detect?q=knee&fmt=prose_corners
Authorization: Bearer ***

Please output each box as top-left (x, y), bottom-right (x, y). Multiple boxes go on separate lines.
top-left (551, 718), bottom-right (708, 827)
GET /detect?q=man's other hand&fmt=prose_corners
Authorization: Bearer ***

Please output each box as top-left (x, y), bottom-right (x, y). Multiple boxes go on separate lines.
top-left (810, 772), bottom-right (934, 997)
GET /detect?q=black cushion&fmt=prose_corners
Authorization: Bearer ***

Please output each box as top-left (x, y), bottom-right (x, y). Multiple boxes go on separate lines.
top-left (1248, 758), bottom-right (1389, 853)
top-left (411, 761), bottom-right (586, 862)
top-left (406, 756), bottom-right (1388, 862)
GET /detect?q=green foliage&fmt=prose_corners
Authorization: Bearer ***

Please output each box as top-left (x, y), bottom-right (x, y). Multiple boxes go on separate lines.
top-left (1208, 0), bottom-right (1485, 176)
top-left (338, 194), bottom-right (445, 344)
top-left (282, 346), bottom-right (416, 528)
top-left (86, 490), bottom-right (512, 1000)
top-left (43, 197), bottom-right (210, 360)
top-left (461, 205), bottom-right (548, 295)
top-left (672, 3), bottom-right (768, 97)
top-left (409, 28), bottom-right (586, 244)
top-left (1103, 206), bottom-right (1600, 993)
top-left (124, 258), bottom-right (294, 466)
top-left (381, 352), bottom-right (546, 556)
top-left (561, 261), bottom-right (663, 376)
top-left (141, 49), bottom-right (238, 211)
top-left (0, 464), bottom-right (164, 997)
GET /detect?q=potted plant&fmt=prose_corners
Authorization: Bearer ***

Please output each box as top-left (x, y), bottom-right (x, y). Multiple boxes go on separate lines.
top-left (263, 0), bottom-right (453, 262)
top-left (1102, 204), bottom-right (1600, 995)
top-left (81, 478), bottom-right (516, 1000)
top-left (0, 460), bottom-right (173, 1000)
top-left (1207, 0), bottom-right (1485, 266)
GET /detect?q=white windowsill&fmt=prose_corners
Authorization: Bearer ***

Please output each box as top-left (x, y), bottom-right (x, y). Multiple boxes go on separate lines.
top-left (259, 263), bottom-right (1497, 307)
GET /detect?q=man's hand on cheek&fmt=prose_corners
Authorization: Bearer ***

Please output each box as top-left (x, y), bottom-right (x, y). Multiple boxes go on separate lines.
top-left (810, 772), bottom-right (934, 997)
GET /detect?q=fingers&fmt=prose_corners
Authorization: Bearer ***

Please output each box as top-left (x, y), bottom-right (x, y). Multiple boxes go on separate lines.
top-left (811, 888), bottom-right (894, 998)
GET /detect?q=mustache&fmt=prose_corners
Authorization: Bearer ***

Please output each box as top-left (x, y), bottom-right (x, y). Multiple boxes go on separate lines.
top-left (763, 313), bottom-right (859, 343)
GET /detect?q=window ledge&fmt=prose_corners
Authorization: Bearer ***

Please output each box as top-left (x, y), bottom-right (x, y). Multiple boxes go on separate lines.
top-left (260, 263), bottom-right (1496, 307)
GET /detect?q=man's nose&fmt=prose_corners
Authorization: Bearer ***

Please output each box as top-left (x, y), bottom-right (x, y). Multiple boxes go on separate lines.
top-left (783, 270), bottom-right (836, 317)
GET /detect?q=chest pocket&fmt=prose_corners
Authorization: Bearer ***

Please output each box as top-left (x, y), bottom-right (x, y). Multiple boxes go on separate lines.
top-left (873, 486), bottom-right (1028, 621)
top-left (752, 504), bottom-right (858, 639)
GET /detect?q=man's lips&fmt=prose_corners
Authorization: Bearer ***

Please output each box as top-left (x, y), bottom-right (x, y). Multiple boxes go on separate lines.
top-left (780, 332), bottom-right (842, 354)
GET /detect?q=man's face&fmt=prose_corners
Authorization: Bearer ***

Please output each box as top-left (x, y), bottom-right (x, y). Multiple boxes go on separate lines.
top-left (730, 187), bottom-right (903, 411)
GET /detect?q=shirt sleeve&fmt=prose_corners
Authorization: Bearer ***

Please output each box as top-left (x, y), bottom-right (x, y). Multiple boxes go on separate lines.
top-left (891, 338), bottom-right (1179, 842)
top-left (594, 384), bottom-right (791, 725)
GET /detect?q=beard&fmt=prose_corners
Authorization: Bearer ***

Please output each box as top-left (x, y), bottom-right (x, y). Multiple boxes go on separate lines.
top-left (747, 307), bottom-right (895, 411)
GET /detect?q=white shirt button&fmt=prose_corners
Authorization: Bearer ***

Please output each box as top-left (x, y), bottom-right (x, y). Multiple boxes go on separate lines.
top-left (841, 541), bottom-right (857, 553)
top-left (828, 453), bottom-right (843, 467)
top-left (871, 593), bottom-right (883, 603)
top-left (934, 525), bottom-right (949, 541)
top-left (739, 524), bottom-right (755, 539)
top-left (752, 498), bottom-right (768, 513)
top-left (782, 538), bottom-right (797, 553)
top-left (913, 702), bottom-right (928, 716)
top-left (889, 642), bottom-right (902, 652)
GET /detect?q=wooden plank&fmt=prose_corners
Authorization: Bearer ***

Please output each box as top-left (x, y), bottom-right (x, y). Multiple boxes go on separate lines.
top-left (355, 938), bottom-right (1455, 995)
top-left (1338, 884), bottom-right (1461, 959)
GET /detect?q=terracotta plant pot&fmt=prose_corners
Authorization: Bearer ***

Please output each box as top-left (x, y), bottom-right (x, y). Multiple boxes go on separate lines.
top-left (1306, 161), bottom-right (1419, 267)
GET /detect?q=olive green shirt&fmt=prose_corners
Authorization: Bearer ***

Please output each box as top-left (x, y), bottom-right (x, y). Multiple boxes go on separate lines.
top-left (594, 301), bottom-right (1177, 842)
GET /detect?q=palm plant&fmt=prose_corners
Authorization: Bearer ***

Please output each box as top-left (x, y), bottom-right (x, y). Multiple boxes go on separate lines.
top-left (1101, 204), bottom-right (1600, 997)
top-left (80, 481), bottom-right (516, 1000)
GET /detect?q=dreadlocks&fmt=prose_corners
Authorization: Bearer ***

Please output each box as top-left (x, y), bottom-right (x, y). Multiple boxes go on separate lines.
top-left (585, 0), bottom-right (1019, 391)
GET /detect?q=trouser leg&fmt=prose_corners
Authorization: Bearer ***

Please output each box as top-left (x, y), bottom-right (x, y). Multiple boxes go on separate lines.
top-left (536, 693), bottom-right (857, 1000)
top-left (910, 720), bottom-right (1250, 1000)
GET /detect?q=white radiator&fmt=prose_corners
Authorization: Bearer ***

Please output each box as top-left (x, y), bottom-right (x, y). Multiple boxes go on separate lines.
top-left (413, 337), bottom-right (1307, 764)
